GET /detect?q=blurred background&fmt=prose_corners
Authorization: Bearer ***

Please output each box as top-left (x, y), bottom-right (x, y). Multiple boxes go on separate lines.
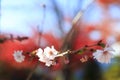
top-left (0, 0), bottom-right (120, 80)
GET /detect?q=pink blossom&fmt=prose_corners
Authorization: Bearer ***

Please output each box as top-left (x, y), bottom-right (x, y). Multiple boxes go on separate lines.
top-left (93, 45), bottom-right (115, 64)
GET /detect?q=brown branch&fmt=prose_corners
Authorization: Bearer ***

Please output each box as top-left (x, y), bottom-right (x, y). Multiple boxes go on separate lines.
top-left (61, 0), bottom-right (96, 51)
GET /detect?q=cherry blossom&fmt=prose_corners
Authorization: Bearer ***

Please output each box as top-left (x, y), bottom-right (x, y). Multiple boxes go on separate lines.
top-left (44, 46), bottom-right (58, 60)
top-left (93, 44), bottom-right (115, 64)
top-left (36, 46), bottom-right (58, 66)
top-left (13, 50), bottom-right (25, 63)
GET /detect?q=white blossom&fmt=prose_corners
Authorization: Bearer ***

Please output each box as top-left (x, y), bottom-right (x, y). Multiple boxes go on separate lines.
top-left (36, 48), bottom-right (45, 62)
top-left (36, 46), bottom-right (58, 66)
top-left (93, 45), bottom-right (115, 64)
top-left (13, 50), bottom-right (25, 63)
top-left (44, 46), bottom-right (58, 60)
top-left (36, 46), bottom-right (71, 66)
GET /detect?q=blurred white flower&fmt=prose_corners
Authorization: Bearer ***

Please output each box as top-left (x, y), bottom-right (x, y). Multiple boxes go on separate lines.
top-left (112, 42), bottom-right (120, 56)
top-left (36, 48), bottom-right (46, 62)
top-left (93, 44), bottom-right (115, 64)
top-left (13, 50), bottom-right (25, 63)
top-left (36, 46), bottom-right (58, 66)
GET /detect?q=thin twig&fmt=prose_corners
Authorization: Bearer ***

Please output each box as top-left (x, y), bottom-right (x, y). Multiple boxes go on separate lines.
top-left (51, 0), bottom-right (64, 34)
top-left (58, 43), bottom-right (98, 57)
top-left (38, 4), bottom-right (46, 46)
top-left (26, 5), bottom-right (46, 80)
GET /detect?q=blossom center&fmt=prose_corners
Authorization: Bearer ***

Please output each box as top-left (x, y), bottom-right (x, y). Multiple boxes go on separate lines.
top-left (103, 51), bottom-right (108, 55)
top-left (17, 55), bottom-right (21, 58)
top-left (49, 51), bottom-right (53, 55)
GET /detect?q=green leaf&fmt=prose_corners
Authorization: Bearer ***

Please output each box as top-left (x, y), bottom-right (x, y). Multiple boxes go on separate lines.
top-left (78, 50), bottom-right (83, 54)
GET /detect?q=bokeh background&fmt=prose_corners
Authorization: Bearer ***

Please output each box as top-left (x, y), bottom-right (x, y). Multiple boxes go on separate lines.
top-left (0, 0), bottom-right (120, 80)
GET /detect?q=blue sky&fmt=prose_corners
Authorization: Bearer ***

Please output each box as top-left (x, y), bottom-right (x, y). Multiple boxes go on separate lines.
top-left (1, 0), bottom-right (120, 36)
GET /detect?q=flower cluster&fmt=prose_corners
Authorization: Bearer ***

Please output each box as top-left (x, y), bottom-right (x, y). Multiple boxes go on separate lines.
top-left (36, 46), bottom-right (70, 66)
top-left (36, 46), bottom-right (58, 66)
top-left (12, 46), bottom-right (69, 67)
